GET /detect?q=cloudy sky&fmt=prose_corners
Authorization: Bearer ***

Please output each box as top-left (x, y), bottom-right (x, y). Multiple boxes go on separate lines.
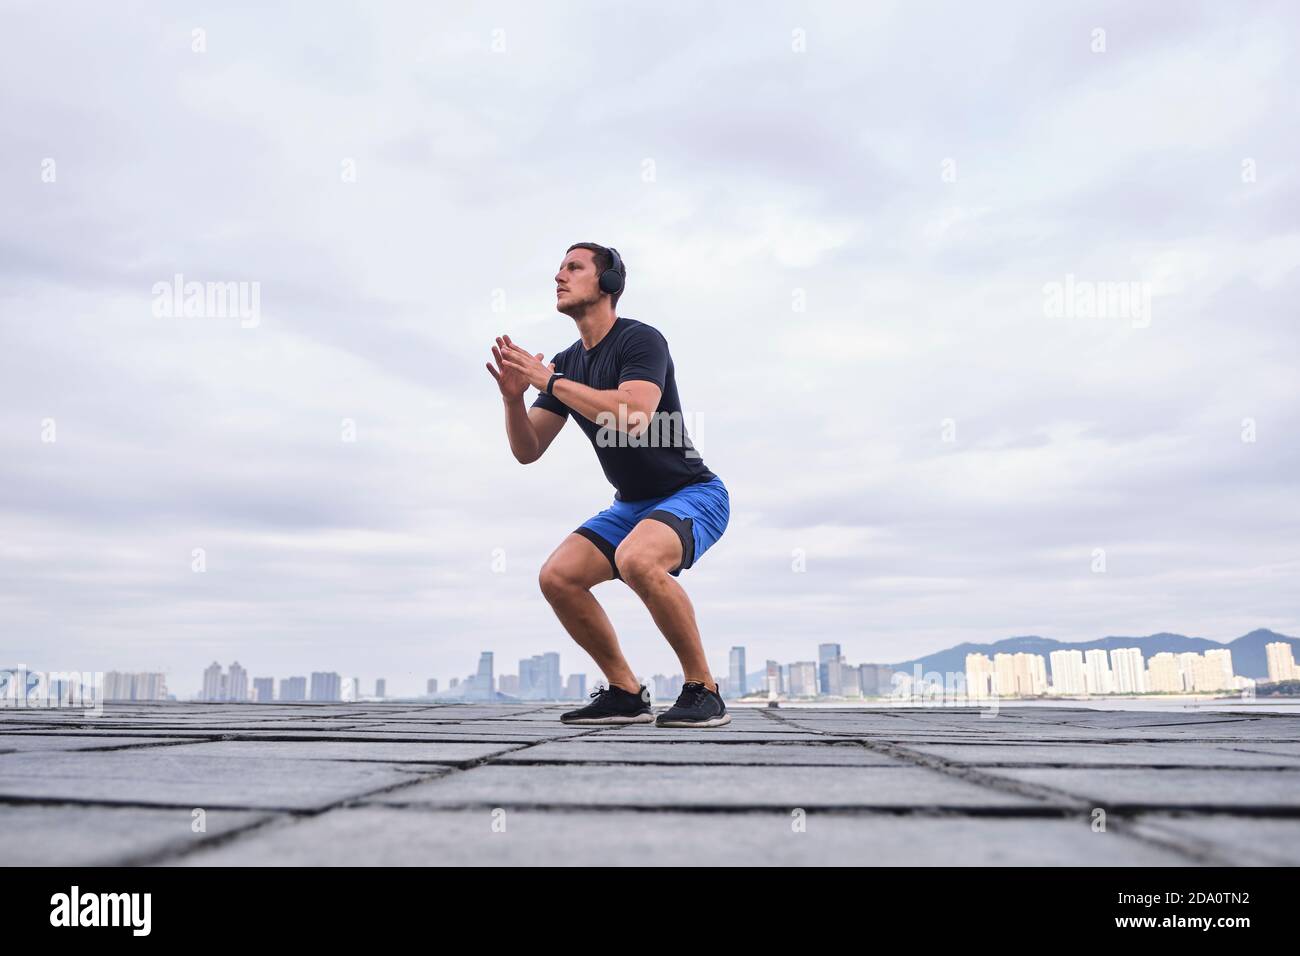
top-left (2, 1), bottom-right (1297, 698)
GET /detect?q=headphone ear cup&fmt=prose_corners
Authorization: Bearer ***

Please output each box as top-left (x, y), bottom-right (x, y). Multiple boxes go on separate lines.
top-left (599, 269), bottom-right (623, 295)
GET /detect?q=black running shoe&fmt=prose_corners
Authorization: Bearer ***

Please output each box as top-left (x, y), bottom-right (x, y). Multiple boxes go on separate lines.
top-left (655, 681), bottom-right (731, 728)
top-left (560, 683), bottom-right (654, 725)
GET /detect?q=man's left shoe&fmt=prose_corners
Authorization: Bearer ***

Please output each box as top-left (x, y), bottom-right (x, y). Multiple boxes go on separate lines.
top-left (655, 680), bottom-right (732, 728)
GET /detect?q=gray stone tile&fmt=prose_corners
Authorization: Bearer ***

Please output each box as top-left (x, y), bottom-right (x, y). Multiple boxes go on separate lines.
top-left (0, 750), bottom-right (440, 810)
top-left (577, 730), bottom-right (837, 742)
top-left (302, 724), bottom-right (594, 739)
top-left (167, 805), bottom-right (1189, 866)
top-left (1219, 743), bottom-right (1300, 759)
top-left (151, 740), bottom-right (527, 764)
top-left (0, 803), bottom-right (275, 866)
top-left (897, 743), bottom-right (1300, 767)
top-left (492, 740), bottom-right (903, 766)
top-left (983, 767), bottom-right (1300, 808)
top-left (362, 764), bottom-right (1056, 810)
top-left (0, 736), bottom-right (182, 753)
top-left (1129, 813), bottom-right (1300, 865)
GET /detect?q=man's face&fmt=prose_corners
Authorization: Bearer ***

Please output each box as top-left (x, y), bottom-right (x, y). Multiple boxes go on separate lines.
top-left (555, 249), bottom-right (602, 316)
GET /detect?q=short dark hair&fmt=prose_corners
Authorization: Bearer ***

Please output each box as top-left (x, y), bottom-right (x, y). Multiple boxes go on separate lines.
top-left (566, 242), bottom-right (625, 309)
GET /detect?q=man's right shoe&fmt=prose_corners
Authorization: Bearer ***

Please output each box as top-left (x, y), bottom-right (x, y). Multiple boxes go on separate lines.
top-left (560, 683), bottom-right (654, 725)
top-left (655, 680), bottom-right (732, 728)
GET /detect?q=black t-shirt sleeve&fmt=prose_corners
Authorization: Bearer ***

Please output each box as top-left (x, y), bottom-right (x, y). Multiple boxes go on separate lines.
top-left (529, 353), bottom-right (570, 419)
top-left (617, 326), bottom-right (669, 390)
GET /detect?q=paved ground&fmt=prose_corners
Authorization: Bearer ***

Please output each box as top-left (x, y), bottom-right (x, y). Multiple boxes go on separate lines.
top-left (2, 701), bottom-right (1298, 865)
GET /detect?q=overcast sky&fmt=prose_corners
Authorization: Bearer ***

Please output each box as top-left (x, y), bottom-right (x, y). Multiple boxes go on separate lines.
top-left (2, 1), bottom-right (1297, 698)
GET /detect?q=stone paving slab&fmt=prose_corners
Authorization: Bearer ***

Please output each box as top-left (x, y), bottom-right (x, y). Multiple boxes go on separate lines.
top-left (0, 750), bottom-right (440, 810)
top-left (491, 740), bottom-right (905, 766)
top-left (362, 764), bottom-right (1056, 810)
top-left (0, 803), bottom-right (275, 866)
top-left (2, 701), bottom-right (1296, 865)
top-left (1127, 813), bottom-right (1300, 866)
top-left (0, 735), bottom-right (183, 753)
top-left (288, 724), bottom-right (600, 739)
top-left (984, 767), bottom-right (1300, 808)
top-left (168, 805), bottom-right (1191, 867)
top-left (150, 740), bottom-right (528, 765)
top-left (895, 742), bottom-right (1300, 767)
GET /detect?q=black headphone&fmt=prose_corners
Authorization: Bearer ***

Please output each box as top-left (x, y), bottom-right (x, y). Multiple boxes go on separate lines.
top-left (598, 246), bottom-right (625, 296)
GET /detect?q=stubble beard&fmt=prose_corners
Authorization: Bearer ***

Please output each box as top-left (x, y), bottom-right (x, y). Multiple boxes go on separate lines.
top-left (558, 290), bottom-right (601, 321)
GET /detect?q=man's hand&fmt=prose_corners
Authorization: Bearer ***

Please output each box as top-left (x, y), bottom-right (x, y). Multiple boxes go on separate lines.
top-left (486, 335), bottom-right (549, 398)
top-left (497, 334), bottom-right (555, 392)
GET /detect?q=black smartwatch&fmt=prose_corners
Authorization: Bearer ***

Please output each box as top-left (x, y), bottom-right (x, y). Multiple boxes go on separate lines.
top-left (546, 371), bottom-right (566, 396)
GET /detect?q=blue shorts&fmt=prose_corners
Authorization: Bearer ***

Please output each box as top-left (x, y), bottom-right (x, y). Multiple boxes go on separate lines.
top-left (574, 475), bottom-right (730, 580)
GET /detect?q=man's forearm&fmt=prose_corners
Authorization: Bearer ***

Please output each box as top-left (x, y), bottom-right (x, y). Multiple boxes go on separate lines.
top-left (502, 395), bottom-right (540, 462)
top-left (550, 378), bottom-right (647, 430)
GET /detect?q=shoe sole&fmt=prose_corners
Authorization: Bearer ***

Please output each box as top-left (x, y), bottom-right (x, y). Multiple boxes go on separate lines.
top-left (561, 711), bottom-right (655, 725)
top-left (655, 712), bottom-right (732, 728)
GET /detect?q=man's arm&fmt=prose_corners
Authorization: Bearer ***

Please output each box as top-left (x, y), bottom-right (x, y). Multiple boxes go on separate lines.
top-left (502, 397), bottom-right (566, 464)
top-left (497, 334), bottom-right (662, 437)
top-left (549, 377), bottom-right (661, 436)
top-left (488, 337), bottom-right (567, 463)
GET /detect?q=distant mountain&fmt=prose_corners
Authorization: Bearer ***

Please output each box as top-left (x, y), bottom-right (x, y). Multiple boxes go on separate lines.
top-left (882, 628), bottom-right (1297, 682)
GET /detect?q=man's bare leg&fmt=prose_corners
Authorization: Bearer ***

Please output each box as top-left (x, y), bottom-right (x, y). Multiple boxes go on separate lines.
top-left (538, 533), bottom-right (640, 694)
top-left (614, 519), bottom-right (716, 692)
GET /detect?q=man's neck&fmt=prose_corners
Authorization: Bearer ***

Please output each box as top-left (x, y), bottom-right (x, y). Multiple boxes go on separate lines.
top-left (573, 307), bottom-right (618, 351)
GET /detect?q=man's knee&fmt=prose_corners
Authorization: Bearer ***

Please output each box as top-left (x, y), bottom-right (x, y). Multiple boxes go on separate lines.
top-left (539, 559), bottom-right (585, 603)
top-left (614, 543), bottom-right (663, 586)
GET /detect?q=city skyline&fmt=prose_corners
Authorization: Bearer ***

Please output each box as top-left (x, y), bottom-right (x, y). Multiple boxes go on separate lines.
top-left (11, 627), bottom-right (1290, 703)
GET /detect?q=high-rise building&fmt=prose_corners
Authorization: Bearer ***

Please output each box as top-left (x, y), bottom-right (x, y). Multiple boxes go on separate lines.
top-left (564, 673), bottom-right (587, 700)
top-left (788, 661), bottom-right (818, 697)
top-left (1147, 653), bottom-right (1181, 692)
top-left (518, 653), bottom-right (563, 699)
top-left (858, 664), bottom-right (891, 697)
top-left (1204, 649), bottom-right (1234, 689)
top-left (1048, 650), bottom-right (1087, 695)
top-left (992, 652), bottom-right (1047, 697)
top-left (1266, 642), bottom-right (1297, 682)
top-left (540, 652), bottom-right (562, 698)
top-left (426, 678), bottom-right (439, 696)
top-left (818, 644), bottom-right (842, 696)
top-left (729, 647), bottom-right (747, 697)
top-left (280, 676), bottom-right (307, 701)
top-left (103, 672), bottom-right (166, 702)
top-left (464, 652), bottom-right (494, 700)
top-left (310, 672), bottom-right (342, 701)
top-left (652, 673), bottom-right (674, 702)
top-left (375, 678), bottom-right (386, 698)
top-left (202, 662), bottom-right (224, 702)
top-left (837, 661), bottom-right (862, 698)
top-left (1109, 648), bottom-right (1147, 694)
top-left (965, 654), bottom-right (995, 699)
top-left (1083, 649), bottom-right (1113, 695)
top-left (227, 662), bottom-right (249, 702)
top-left (252, 677), bottom-right (274, 702)
top-left (764, 660), bottom-right (781, 697)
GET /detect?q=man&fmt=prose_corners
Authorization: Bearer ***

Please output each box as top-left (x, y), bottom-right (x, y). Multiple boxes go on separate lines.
top-left (485, 242), bottom-right (731, 728)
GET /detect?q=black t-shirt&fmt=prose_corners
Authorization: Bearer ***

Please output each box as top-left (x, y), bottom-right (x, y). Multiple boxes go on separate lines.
top-left (531, 316), bottom-right (716, 501)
